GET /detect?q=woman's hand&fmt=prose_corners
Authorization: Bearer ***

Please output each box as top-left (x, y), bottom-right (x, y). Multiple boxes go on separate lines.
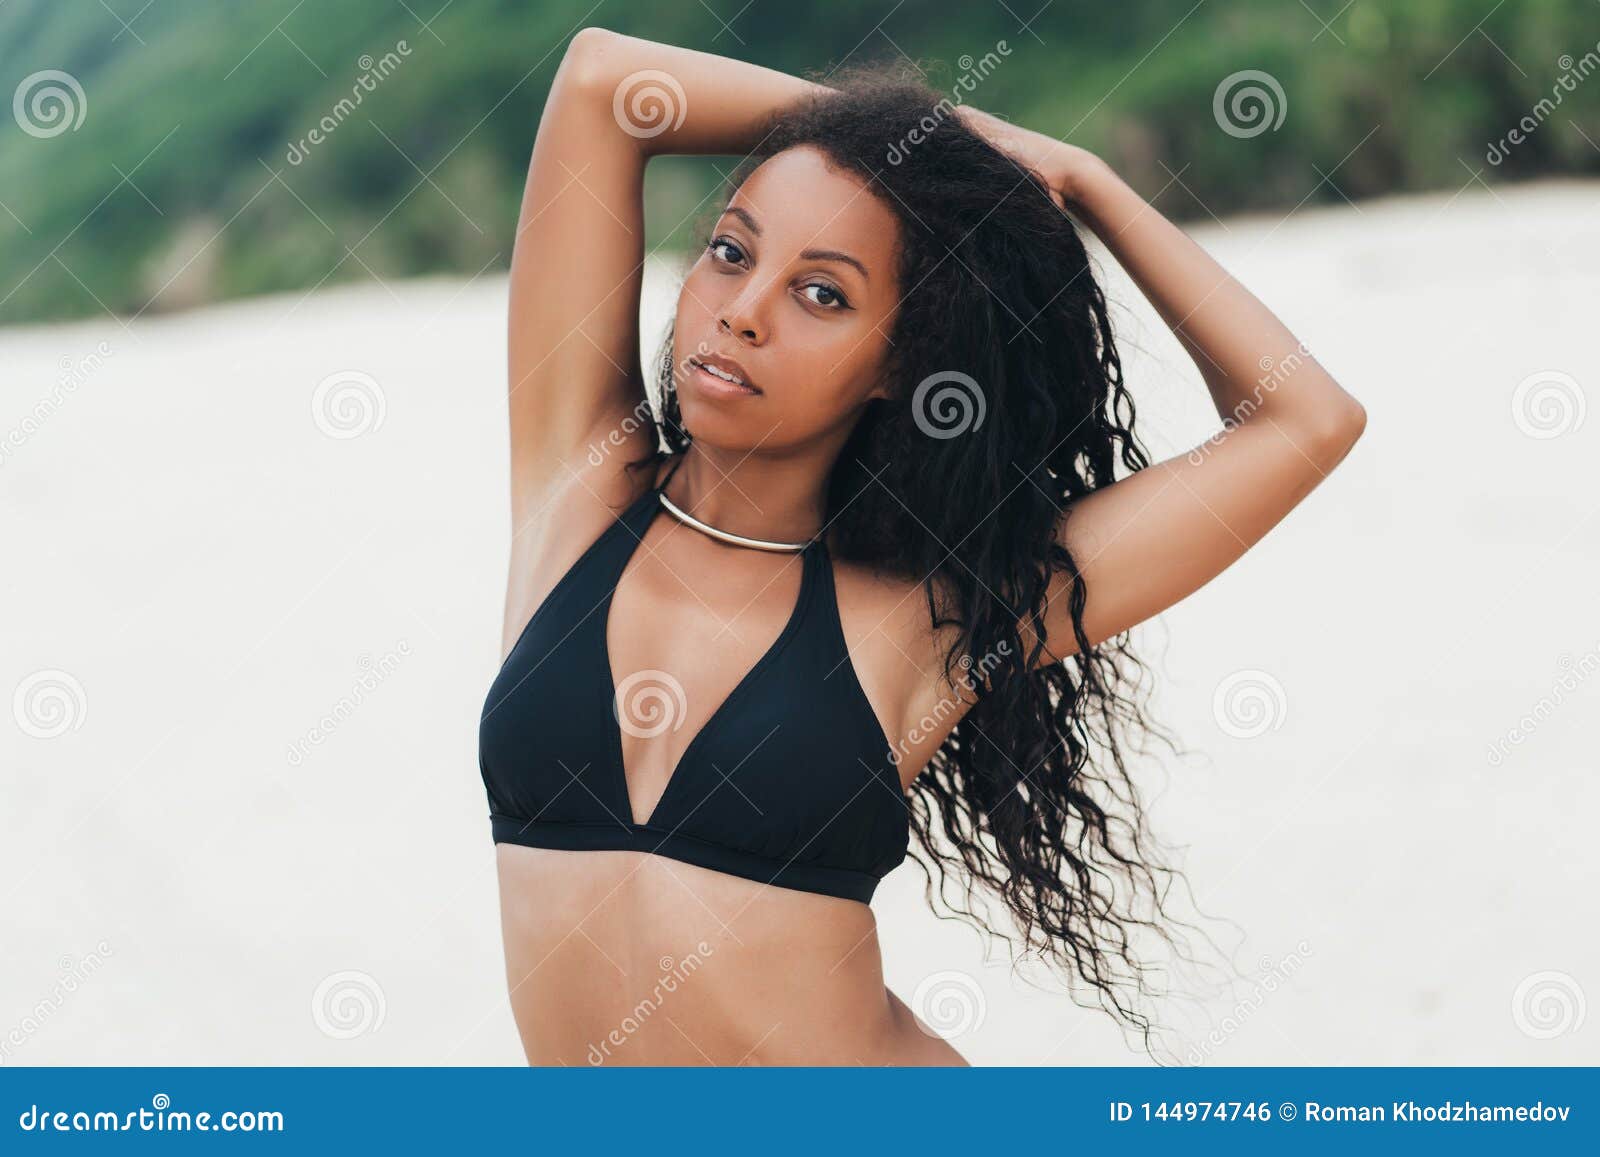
top-left (969, 113), bottom-right (1368, 667)
top-left (956, 106), bottom-right (1107, 211)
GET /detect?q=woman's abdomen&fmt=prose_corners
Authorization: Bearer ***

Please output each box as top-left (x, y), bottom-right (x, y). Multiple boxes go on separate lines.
top-left (493, 844), bottom-right (963, 1065)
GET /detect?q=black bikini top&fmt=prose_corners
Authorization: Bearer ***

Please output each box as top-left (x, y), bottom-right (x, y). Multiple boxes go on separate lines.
top-left (478, 456), bottom-right (910, 904)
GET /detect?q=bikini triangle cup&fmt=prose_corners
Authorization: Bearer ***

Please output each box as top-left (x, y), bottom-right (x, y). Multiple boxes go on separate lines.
top-left (477, 453), bottom-right (909, 903)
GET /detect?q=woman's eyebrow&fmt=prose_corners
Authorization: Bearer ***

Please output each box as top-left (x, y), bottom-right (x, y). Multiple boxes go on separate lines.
top-left (721, 206), bottom-right (761, 235)
top-left (722, 206), bottom-right (868, 280)
top-left (800, 247), bottom-right (869, 280)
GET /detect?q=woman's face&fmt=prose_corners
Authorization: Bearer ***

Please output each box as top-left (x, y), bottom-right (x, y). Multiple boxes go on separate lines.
top-left (670, 146), bottom-right (901, 450)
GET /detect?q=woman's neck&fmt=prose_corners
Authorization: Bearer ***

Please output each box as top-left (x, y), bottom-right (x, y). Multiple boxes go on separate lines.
top-left (662, 446), bottom-right (829, 546)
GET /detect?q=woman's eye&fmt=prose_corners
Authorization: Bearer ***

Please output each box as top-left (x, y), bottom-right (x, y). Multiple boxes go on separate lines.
top-left (708, 238), bottom-right (745, 265)
top-left (800, 283), bottom-right (848, 309)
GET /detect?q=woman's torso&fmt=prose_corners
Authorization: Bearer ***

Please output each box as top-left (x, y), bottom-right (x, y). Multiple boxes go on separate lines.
top-left (495, 847), bottom-right (961, 1064)
top-left (485, 453), bottom-right (970, 1065)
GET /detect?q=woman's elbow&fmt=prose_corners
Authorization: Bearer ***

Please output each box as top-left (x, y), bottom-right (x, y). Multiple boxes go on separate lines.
top-left (1333, 391), bottom-right (1367, 445)
top-left (1306, 392), bottom-right (1367, 464)
top-left (555, 27), bottom-right (625, 102)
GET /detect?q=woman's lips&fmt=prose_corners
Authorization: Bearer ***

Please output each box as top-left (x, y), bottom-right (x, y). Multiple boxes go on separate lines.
top-left (688, 357), bottom-right (761, 397)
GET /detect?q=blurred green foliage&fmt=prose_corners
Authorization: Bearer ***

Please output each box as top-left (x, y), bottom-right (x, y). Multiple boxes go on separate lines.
top-left (1, 0), bottom-right (1595, 324)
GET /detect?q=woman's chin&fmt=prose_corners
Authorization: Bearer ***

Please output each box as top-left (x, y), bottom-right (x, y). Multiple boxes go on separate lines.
top-left (675, 400), bottom-right (784, 449)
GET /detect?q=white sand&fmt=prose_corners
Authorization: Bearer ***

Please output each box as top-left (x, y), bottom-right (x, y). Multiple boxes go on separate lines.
top-left (3, 180), bottom-right (1597, 1065)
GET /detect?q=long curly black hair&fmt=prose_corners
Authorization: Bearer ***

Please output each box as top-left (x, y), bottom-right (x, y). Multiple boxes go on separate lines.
top-left (636, 70), bottom-right (1208, 1051)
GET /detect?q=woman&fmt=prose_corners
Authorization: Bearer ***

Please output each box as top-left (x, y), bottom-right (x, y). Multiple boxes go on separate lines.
top-left (478, 27), bottom-right (1366, 1066)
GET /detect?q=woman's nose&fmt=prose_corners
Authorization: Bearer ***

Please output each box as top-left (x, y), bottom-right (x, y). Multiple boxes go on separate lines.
top-left (718, 293), bottom-right (766, 345)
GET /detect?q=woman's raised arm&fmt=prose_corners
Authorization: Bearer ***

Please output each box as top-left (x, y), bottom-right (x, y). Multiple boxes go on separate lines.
top-left (506, 28), bottom-right (818, 507)
top-left (959, 117), bottom-right (1368, 663)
